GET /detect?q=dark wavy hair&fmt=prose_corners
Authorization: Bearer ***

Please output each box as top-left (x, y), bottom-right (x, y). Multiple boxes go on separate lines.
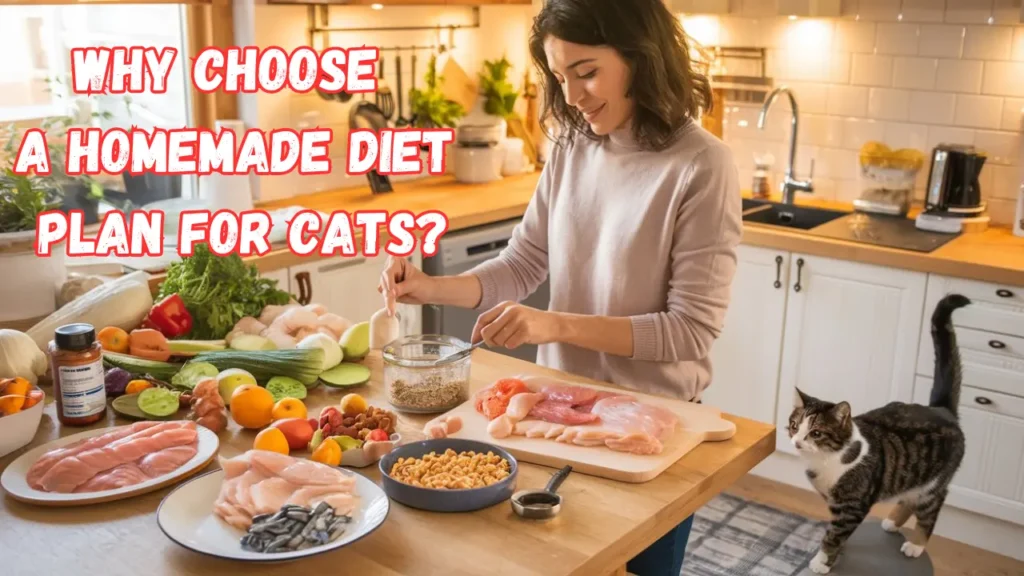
top-left (528, 0), bottom-right (713, 152)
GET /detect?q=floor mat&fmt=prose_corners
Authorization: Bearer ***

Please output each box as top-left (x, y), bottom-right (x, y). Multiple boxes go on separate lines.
top-left (682, 493), bottom-right (826, 576)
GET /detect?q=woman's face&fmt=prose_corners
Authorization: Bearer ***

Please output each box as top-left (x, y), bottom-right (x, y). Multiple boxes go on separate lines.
top-left (543, 35), bottom-right (633, 136)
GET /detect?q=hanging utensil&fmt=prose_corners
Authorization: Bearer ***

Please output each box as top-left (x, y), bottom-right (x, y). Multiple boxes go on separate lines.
top-left (348, 100), bottom-right (394, 194)
top-left (375, 57), bottom-right (394, 121)
top-left (395, 52), bottom-right (408, 128)
top-left (407, 52), bottom-right (417, 126)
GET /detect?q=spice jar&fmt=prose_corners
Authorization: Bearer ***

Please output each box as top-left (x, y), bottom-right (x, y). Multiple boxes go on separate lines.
top-left (383, 334), bottom-right (471, 414)
top-left (49, 323), bottom-right (107, 426)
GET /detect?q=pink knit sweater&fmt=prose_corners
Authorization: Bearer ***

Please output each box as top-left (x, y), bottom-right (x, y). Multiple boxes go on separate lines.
top-left (468, 121), bottom-right (743, 401)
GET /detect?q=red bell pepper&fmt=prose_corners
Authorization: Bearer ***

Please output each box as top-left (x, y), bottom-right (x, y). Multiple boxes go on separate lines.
top-left (146, 294), bottom-right (194, 338)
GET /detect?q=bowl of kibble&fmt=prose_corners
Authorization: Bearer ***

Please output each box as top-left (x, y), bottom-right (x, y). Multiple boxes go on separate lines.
top-left (379, 438), bottom-right (518, 513)
top-left (382, 334), bottom-right (472, 414)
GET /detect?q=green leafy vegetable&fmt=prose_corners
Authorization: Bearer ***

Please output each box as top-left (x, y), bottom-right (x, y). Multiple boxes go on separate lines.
top-left (0, 169), bottom-right (63, 234)
top-left (157, 244), bottom-right (292, 340)
top-left (409, 54), bottom-right (465, 129)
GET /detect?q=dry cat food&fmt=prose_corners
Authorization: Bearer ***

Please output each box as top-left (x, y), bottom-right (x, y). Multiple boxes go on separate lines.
top-left (388, 448), bottom-right (511, 489)
top-left (388, 375), bottom-right (467, 411)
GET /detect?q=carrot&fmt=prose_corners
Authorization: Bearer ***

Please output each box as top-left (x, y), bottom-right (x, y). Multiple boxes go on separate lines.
top-left (128, 329), bottom-right (171, 362)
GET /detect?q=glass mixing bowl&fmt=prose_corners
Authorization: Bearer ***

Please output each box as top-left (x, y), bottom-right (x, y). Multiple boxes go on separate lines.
top-left (382, 334), bottom-right (472, 414)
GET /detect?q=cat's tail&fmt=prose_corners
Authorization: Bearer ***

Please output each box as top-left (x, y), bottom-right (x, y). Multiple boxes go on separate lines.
top-left (930, 293), bottom-right (971, 418)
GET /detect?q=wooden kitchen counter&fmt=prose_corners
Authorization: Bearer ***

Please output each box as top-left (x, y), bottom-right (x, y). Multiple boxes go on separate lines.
top-left (0, 349), bottom-right (775, 576)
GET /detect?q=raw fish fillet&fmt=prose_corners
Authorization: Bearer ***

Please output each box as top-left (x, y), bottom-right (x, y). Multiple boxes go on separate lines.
top-left (35, 422), bottom-right (198, 493)
top-left (213, 450), bottom-right (359, 532)
top-left (27, 421), bottom-right (163, 487)
top-left (473, 378), bottom-right (531, 420)
top-left (138, 445), bottom-right (198, 477)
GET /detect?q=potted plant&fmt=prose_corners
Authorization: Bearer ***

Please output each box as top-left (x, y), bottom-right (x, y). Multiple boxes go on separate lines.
top-left (409, 54), bottom-right (467, 136)
top-left (478, 56), bottom-right (519, 120)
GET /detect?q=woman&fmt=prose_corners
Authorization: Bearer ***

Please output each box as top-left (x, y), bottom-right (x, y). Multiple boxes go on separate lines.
top-left (378, 0), bottom-right (741, 573)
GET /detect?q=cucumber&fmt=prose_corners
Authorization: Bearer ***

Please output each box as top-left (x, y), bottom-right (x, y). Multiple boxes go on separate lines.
top-left (266, 376), bottom-right (307, 402)
top-left (102, 351), bottom-right (183, 381)
top-left (168, 339), bottom-right (226, 356)
top-left (193, 348), bottom-right (324, 387)
top-left (319, 363), bottom-right (371, 388)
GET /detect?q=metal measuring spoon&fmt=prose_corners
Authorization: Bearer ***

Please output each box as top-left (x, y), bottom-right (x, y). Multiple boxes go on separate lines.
top-left (430, 340), bottom-right (484, 366)
top-left (511, 465), bottom-right (573, 520)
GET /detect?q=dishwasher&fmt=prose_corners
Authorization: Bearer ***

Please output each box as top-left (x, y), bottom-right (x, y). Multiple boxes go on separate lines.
top-left (422, 217), bottom-right (551, 364)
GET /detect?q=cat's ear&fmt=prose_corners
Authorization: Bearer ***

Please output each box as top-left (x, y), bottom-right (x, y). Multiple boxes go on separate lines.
top-left (832, 401), bottom-right (851, 424)
top-left (794, 388), bottom-right (809, 408)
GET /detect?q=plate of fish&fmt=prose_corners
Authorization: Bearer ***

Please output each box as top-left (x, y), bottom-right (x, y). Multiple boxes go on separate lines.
top-left (0, 420), bottom-right (219, 506)
top-left (156, 450), bottom-right (389, 562)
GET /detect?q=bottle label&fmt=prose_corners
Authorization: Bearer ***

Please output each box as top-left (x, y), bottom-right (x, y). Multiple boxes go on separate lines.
top-left (58, 359), bottom-right (107, 419)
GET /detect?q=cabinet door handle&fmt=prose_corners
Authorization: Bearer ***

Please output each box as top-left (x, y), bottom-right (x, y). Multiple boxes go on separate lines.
top-left (294, 271), bottom-right (312, 305)
top-left (989, 339), bottom-right (1006, 350)
top-left (793, 258), bottom-right (804, 292)
top-left (975, 396), bottom-right (993, 406)
top-left (996, 288), bottom-right (1014, 298)
top-left (318, 257), bottom-right (368, 274)
top-left (774, 255), bottom-right (783, 289)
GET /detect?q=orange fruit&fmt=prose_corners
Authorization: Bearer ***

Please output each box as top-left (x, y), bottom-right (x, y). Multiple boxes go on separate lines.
top-left (339, 393), bottom-right (367, 417)
top-left (125, 379), bottom-right (154, 395)
top-left (311, 437), bottom-right (342, 467)
top-left (253, 427), bottom-right (290, 455)
top-left (98, 326), bottom-right (129, 353)
top-left (272, 397), bottom-right (307, 421)
top-left (230, 384), bottom-right (275, 429)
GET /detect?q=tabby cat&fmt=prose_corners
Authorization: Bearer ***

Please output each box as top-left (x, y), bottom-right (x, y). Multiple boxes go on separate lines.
top-left (788, 293), bottom-right (970, 574)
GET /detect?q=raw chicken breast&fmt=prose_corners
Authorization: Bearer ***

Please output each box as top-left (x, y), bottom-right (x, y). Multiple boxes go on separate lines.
top-left (527, 400), bottom-right (600, 425)
top-left (27, 421), bottom-right (163, 487)
top-left (138, 445), bottom-right (198, 477)
top-left (590, 396), bottom-right (678, 440)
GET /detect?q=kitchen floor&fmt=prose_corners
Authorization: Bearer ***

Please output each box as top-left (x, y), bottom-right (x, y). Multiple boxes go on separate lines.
top-left (725, 475), bottom-right (1022, 576)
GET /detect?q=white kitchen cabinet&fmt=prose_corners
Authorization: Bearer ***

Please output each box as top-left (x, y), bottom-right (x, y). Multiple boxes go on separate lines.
top-left (260, 268), bottom-right (291, 295)
top-left (705, 245), bottom-right (791, 424)
top-left (773, 254), bottom-right (927, 453)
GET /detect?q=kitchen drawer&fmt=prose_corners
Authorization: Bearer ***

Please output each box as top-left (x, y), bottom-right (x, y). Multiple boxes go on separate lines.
top-left (913, 376), bottom-right (1024, 526)
top-left (923, 275), bottom-right (1024, 339)
top-left (916, 326), bottom-right (1024, 379)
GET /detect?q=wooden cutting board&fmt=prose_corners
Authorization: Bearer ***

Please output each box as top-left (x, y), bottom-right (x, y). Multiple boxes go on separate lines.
top-left (439, 383), bottom-right (737, 483)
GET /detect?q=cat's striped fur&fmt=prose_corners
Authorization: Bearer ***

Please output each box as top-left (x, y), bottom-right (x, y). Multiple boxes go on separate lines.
top-left (788, 293), bottom-right (970, 574)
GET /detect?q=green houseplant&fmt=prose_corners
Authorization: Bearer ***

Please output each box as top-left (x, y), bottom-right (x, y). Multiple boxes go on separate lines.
top-left (408, 54), bottom-right (466, 129)
top-left (478, 56), bottom-right (519, 119)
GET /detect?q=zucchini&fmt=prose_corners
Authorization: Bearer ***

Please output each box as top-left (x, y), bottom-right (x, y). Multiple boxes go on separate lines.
top-left (102, 351), bottom-right (184, 381)
top-left (193, 348), bottom-right (324, 387)
top-left (168, 340), bottom-right (226, 356)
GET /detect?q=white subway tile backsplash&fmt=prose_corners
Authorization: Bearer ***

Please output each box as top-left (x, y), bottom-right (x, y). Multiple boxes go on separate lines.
top-left (876, 23), bottom-right (920, 55)
top-left (963, 25), bottom-right (1014, 60)
top-left (868, 88), bottom-right (911, 121)
top-left (982, 61), bottom-right (1024, 97)
top-left (899, 0), bottom-right (946, 24)
top-left (944, 0), bottom-right (995, 24)
top-left (974, 130), bottom-right (1021, 165)
top-left (829, 52), bottom-right (851, 83)
top-left (908, 91), bottom-right (956, 124)
top-left (990, 164), bottom-right (1022, 200)
top-left (827, 85), bottom-right (869, 116)
top-left (954, 94), bottom-right (1005, 129)
top-left (856, 0), bottom-right (901, 22)
top-left (927, 126), bottom-right (976, 150)
top-left (852, 54), bottom-right (894, 87)
top-left (1000, 98), bottom-right (1024, 131)
top-left (842, 117), bottom-right (887, 149)
top-left (918, 24), bottom-right (965, 58)
top-left (987, 199), bottom-right (1016, 226)
top-left (802, 114), bottom-right (844, 147)
top-left (784, 82), bottom-right (831, 114)
top-left (893, 57), bottom-right (938, 90)
top-left (935, 59), bottom-right (984, 93)
top-left (1013, 27), bottom-right (1024, 61)
top-left (885, 122), bottom-right (930, 151)
top-left (833, 20), bottom-right (876, 53)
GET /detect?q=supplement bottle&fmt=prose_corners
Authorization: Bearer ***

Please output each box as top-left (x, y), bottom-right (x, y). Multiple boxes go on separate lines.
top-left (49, 323), bottom-right (107, 426)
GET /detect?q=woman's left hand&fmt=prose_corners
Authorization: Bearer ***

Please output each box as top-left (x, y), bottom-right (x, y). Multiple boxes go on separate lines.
top-left (472, 301), bottom-right (561, 350)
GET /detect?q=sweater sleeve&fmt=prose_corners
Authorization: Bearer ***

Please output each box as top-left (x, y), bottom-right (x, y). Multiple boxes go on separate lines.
top-left (629, 143), bottom-right (743, 362)
top-left (465, 147), bottom-right (554, 311)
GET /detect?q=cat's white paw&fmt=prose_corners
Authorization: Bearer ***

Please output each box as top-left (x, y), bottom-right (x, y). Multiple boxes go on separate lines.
top-left (881, 518), bottom-right (899, 532)
top-left (809, 551), bottom-right (831, 574)
top-left (901, 541), bottom-right (925, 558)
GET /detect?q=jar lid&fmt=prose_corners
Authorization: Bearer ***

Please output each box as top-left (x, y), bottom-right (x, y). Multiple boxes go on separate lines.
top-left (55, 323), bottom-right (97, 350)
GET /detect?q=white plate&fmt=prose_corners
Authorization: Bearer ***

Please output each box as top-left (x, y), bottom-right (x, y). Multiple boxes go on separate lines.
top-left (157, 468), bottom-right (389, 562)
top-left (0, 422), bottom-right (220, 506)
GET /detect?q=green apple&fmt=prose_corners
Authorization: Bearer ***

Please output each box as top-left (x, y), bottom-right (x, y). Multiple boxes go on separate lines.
top-left (339, 321), bottom-right (370, 361)
top-left (217, 368), bottom-right (258, 405)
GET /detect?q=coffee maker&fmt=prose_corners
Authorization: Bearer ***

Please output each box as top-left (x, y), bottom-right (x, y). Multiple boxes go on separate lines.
top-left (915, 144), bottom-right (986, 233)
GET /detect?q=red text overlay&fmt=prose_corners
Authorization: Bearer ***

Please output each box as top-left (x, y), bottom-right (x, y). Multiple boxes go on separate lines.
top-left (35, 209), bottom-right (450, 259)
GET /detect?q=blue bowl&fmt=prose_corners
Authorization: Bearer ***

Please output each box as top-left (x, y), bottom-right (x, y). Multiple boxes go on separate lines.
top-left (378, 438), bottom-right (518, 513)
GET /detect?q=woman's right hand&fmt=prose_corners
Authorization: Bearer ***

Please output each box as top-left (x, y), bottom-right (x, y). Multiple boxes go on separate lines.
top-left (377, 256), bottom-right (435, 316)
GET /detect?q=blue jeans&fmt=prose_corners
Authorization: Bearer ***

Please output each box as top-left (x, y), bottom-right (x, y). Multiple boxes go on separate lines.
top-left (625, 515), bottom-right (695, 576)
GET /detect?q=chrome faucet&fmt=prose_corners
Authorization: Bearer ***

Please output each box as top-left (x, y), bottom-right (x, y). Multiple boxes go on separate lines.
top-left (758, 87), bottom-right (814, 205)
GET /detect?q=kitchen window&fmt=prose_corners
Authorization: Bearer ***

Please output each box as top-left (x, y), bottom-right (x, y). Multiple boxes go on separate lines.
top-left (0, 4), bottom-right (197, 210)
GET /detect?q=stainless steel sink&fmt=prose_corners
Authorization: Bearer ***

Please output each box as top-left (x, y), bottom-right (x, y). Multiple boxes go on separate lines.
top-left (742, 200), bottom-right (850, 231)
